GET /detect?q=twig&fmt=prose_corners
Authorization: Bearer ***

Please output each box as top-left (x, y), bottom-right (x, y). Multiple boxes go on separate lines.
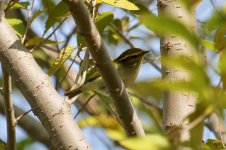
top-left (16, 109), bottom-right (32, 123)
top-left (110, 23), bottom-right (135, 48)
top-left (1, 65), bottom-right (16, 150)
top-left (22, 0), bottom-right (35, 44)
top-left (4, 0), bottom-right (17, 13)
top-left (62, 27), bottom-right (77, 49)
top-left (0, 0), bottom-right (5, 21)
top-left (128, 90), bottom-right (161, 111)
top-left (30, 18), bottom-right (66, 52)
top-left (219, 113), bottom-right (226, 150)
top-left (59, 52), bottom-right (78, 86)
top-left (74, 94), bottom-right (95, 118)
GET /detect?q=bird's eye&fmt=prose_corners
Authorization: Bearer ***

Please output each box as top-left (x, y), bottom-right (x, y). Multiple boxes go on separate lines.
top-left (131, 55), bottom-right (138, 58)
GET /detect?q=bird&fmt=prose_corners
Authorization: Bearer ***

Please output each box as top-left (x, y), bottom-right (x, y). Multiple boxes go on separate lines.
top-left (65, 48), bottom-right (149, 99)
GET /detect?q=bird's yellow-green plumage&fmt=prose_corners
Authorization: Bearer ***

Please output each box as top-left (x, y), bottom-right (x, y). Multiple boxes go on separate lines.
top-left (65, 48), bottom-right (148, 98)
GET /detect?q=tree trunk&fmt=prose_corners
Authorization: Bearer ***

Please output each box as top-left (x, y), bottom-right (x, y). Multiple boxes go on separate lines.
top-left (158, 0), bottom-right (201, 147)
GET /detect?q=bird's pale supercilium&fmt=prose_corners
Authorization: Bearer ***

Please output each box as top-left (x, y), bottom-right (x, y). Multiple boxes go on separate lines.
top-left (65, 48), bottom-right (149, 99)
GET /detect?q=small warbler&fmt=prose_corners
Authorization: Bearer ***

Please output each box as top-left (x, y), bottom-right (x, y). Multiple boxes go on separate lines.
top-left (65, 48), bottom-right (149, 98)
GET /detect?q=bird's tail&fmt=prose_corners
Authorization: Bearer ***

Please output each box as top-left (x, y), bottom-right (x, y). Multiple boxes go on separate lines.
top-left (64, 86), bottom-right (83, 99)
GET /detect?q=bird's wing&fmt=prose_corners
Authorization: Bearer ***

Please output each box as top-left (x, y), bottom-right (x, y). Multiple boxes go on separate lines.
top-left (84, 63), bottom-right (100, 83)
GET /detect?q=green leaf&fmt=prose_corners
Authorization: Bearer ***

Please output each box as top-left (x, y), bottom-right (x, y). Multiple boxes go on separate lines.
top-left (0, 139), bottom-right (6, 150)
top-left (30, 10), bottom-right (44, 24)
top-left (17, 138), bottom-right (35, 150)
top-left (6, 18), bottom-right (25, 38)
top-left (205, 10), bottom-right (226, 33)
top-left (130, 80), bottom-right (163, 99)
top-left (48, 46), bottom-right (75, 76)
top-left (139, 11), bottom-right (199, 49)
top-left (25, 37), bottom-right (61, 47)
top-left (41, 0), bottom-right (56, 14)
top-left (96, 12), bottom-right (114, 34)
top-left (204, 139), bottom-right (224, 149)
top-left (219, 50), bottom-right (226, 88)
top-left (98, 0), bottom-right (139, 10)
top-left (214, 25), bottom-right (226, 51)
top-left (45, 1), bottom-right (70, 33)
top-left (201, 39), bottom-right (217, 52)
top-left (10, 2), bottom-right (30, 10)
top-left (119, 134), bottom-right (170, 150)
top-left (106, 129), bottom-right (126, 141)
top-left (180, 0), bottom-right (201, 10)
top-left (78, 115), bottom-right (121, 129)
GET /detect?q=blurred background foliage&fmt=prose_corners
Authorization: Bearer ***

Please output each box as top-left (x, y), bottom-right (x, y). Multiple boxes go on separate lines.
top-left (1, 0), bottom-right (226, 149)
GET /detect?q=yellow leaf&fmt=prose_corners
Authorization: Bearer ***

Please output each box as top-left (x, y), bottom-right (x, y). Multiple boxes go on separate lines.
top-left (106, 129), bottom-right (126, 141)
top-left (119, 134), bottom-right (170, 150)
top-left (48, 46), bottom-right (75, 76)
top-left (25, 37), bottom-right (61, 47)
top-left (98, 0), bottom-right (139, 10)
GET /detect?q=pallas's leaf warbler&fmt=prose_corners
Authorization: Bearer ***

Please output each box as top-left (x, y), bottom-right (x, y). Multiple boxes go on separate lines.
top-left (65, 48), bottom-right (149, 98)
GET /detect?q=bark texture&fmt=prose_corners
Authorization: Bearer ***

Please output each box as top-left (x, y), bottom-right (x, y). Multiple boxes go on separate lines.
top-left (158, 0), bottom-right (199, 144)
top-left (0, 18), bottom-right (90, 150)
top-left (0, 95), bottom-right (51, 147)
top-left (207, 113), bottom-right (226, 143)
top-left (63, 0), bottom-right (145, 136)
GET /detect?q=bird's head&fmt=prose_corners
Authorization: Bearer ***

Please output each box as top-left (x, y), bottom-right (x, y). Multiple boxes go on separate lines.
top-left (114, 48), bottom-right (149, 67)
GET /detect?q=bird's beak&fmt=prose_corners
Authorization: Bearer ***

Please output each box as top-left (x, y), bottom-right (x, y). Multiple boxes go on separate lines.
top-left (143, 51), bottom-right (149, 55)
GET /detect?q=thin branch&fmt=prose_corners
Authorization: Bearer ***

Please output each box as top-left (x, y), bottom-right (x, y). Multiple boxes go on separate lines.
top-left (1, 65), bottom-right (16, 150)
top-left (16, 109), bottom-right (32, 122)
top-left (30, 18), bottom-right (66, 52)
top-left (4, 0), bottom-right (17, 13)
top-left (128, 90), bottom-right (161, 111)
top-left (0, 95), bottom-right (51, 147)
top-left (62, 26), bottom-right (77, 48)
top-left (22, 0), bottom-right (35, 44)
top-left (0, 17), bottom-right (90, 149)
top-left (0, 0), bottom-right (5, 21)
top-left (63, 0), bottom-right (145, 136)
top-left (110, 23), bottom-right (135, 48)
top-left (74, 94), bottom-right (95, 118)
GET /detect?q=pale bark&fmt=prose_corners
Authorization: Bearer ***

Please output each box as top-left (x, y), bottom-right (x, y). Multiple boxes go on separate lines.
top-left (0, 95), bottom-right (51, 147)
top-left (2, 66), bottom-right (16, 150)
top-left (158, 0), bottom-right (201, 146)
top-left (0, 18), bottom-right (90, 149)
top-left (207, 113), bottom-right (226, 143)
top-left (63, 0), bottom-right (145, 136)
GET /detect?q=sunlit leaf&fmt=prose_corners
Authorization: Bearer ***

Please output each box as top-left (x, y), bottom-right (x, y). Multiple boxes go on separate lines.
top-left (205, 10), bottom-right (226, 33)
top-left (119, 134), bottom-right (170, 150)
top-left (97, 0), bottom-right (139, 10)
top-left (6, 18), bottom-right (25, 38)
top-left (45, 1), bottom-right (70, 33)
top-left (106, 129), bottom-right (126, 141)
top-left (219, 50), bottom-right (226, 88)
top-left (130, 80), bottom-right (163, 99)
top-left (17, 138), bottom-right (34, 150)
top-left (180, 0), bottom-right (201, 10)
top-left (30, 10), bottom-right (44, 24)
top-left (201, 39), bottom-right (217, 52)
top-left (78, 115), bottom-right (121, 129)
top-left (0, 140), bottom-right (6, 150)
top-left (25, 37), bottom-right (61, 47)
top-left (96, 12), bottom-right (114, 34)
top-left (139, 11), bottom-right (199, 49)
top-left (48, 46), bottom-right (75, 76)
top-left (214, 25), bottom-right (226, 51)
top-left (42, 0), bottom-right (56, 13)
top-left (204, 139), bottom-right (224, 149)
top-left (10, 2), bottom-right (30, 10)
